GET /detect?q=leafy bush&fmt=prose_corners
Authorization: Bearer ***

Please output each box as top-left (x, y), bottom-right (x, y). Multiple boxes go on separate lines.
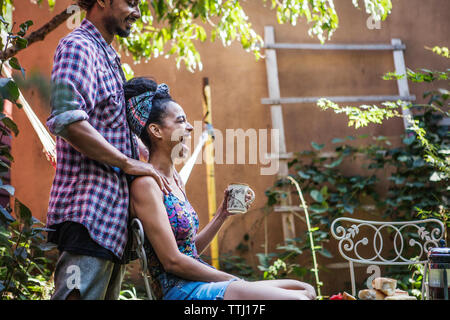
top-left (0, 9), bottom-right (57, 300)
top-left (263, 46), bottom-right (448, 298)
top-left (0, 200), bottom-right (56, 299)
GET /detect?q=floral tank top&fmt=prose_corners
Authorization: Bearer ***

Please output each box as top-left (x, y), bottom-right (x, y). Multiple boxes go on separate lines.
top-left (143, 191), bottom-right (204, 299)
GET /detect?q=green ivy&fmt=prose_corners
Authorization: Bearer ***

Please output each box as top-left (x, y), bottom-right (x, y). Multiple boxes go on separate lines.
top-left (261, 107), bottom-right (447, 294)
top-left (0, 9), bottom-right (57, 300)
top-left (116, 0), bottom-right (393, 71)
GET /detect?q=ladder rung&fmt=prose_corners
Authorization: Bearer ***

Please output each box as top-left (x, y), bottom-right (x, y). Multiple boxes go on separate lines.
top-left (274, 204), bottom-right (377, 213)
top-left (265, 152), bottom-right (293, 160)
top-left (267, 152), bottom-right (338, 159)
top-left (326, 262), bottom-right (367, 269)
top-left (264, 43), bottom-right (406, 51)
top-left (438, 117), bottom-right (450, 126)
top-left (274, 205), bottom-right (305, 212)
top-left (261, 95), bottom-right (416, 105)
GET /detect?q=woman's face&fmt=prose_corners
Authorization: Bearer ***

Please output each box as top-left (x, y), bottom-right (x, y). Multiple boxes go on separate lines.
top-left (153, 101), bottom-right (193, 159)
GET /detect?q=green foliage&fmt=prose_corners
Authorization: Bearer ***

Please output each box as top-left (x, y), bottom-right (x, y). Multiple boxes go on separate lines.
top-left (219, 253), bottom-right (259, 280)
top-left (0, 200), bottom-right (56, 299)
top-left (118, 0), bottom-right (264, 72)
top-left (263, 135), bottom-right (380, 286)
top-left (2, 1), bottom-right (394, 73)
top-left (115, 0), bottom-right (393, 71)
top-left (379, 106), bottom-right (448, 224)
top-left (425, 46), bottom-right (450, 59)
top-left (0, 7), bottom-right (57, 300)
top-left (311, 46), bottom-right (449, 295)
top-left (318, 49), bottom-right (449, 180)
top-left (317, 98), bottom-right (402, 128)
top-left (217, 233), bottom-right (260, 280)
top-left (118, 279), bottom-right (146, 300)
top-left (262, 104), bottom-right (448, 288)
top-left (386, 258), bottom-right (425, 299)
top-left (260, 258), bottom-right (287, 280)
top-left (315, 47), bottom-right (449, 242)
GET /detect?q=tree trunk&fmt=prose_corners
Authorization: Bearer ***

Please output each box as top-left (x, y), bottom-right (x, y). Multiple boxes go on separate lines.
top-left (0, 8), bottom-right (73, 61)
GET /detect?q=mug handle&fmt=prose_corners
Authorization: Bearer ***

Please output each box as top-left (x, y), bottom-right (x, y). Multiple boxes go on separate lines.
top-left (246, 188), bottom-right (255, 204)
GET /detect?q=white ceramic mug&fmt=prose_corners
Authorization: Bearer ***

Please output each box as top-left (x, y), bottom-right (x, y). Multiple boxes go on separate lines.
top-left (226, 183), bottom-right (255, 214)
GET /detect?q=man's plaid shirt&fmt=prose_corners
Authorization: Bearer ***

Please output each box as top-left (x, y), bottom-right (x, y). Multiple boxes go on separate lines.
top-left (46, 19), bottom-right (139, 259)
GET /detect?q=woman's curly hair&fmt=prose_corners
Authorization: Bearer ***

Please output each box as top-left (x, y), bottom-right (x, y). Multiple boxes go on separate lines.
top-left (77, 0), bottom-right (97, 10)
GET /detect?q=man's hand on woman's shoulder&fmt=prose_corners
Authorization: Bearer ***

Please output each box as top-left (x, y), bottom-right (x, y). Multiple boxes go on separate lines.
top-left (123, 159), bottom-right (171, 194)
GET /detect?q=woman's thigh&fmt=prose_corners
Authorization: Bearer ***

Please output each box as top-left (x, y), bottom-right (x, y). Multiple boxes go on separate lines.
top-left (223, 280), bottom-right (311, 300)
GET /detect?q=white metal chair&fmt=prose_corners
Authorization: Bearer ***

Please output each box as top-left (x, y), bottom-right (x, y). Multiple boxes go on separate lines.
top-left (130, 217), bottom-right (156, 300)
top-left (330, 217), bottom-right (445, 298)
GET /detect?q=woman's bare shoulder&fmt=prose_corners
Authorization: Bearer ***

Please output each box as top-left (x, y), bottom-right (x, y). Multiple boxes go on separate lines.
top-left (130, 175), bottom-right (163, 197)
top-left (129, 176), bottom-right (165, 219)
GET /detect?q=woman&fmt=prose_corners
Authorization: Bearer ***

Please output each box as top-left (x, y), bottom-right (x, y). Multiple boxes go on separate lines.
top-left (125, 77), bottom-right (316, 300)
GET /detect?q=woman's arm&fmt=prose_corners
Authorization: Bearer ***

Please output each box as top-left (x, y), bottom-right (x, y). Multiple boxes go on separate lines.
top-left (194, 189), bottom-right (231, 254)
top-left (130, 177), bottom-right (238, 283)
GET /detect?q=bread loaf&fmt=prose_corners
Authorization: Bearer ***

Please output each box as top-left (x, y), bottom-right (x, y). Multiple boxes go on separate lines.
top-left (342, 292), bottom-right (356, 300)
top-left (358, 289), bottom-right (386, 300)
top-left (372, 277), bottom-right (397, 296)
top-left (384, 295), bottom-right (417, 300)
top-left (394, 289), bottom-right (408, 296)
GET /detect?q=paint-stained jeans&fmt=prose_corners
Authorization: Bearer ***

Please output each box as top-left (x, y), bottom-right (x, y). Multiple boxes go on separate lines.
top-left (51, 251), bottom-right (125, 300)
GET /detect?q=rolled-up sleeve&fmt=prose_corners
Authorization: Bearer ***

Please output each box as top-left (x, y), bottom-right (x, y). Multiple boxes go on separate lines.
top-left (47, 39), bottom-right (97, 136)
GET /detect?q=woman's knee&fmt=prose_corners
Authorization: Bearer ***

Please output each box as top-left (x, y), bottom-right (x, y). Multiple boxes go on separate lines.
top-left (224, 280), bottom-right (312, 300)
top-left (276, 279), bottom-right (316, 299)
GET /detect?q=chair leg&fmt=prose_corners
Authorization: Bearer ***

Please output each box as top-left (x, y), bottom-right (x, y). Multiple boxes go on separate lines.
top-left (349, 261), bottom-right (356, 297)
top-left (142, 273), bottom-right (154, 300)
top-left (422, 262), bottom-right (428, 300)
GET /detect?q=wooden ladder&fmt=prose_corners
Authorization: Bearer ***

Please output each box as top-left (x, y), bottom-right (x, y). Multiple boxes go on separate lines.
top-left (262, 25), bottom-right (418, 241)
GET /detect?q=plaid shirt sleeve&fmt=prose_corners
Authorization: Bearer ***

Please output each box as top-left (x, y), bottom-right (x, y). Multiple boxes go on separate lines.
top-left (47, 38), bottom-right (97, 135)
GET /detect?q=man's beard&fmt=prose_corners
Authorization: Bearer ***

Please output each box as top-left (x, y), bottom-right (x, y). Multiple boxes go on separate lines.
top-left (103, 15), bottom-right (132, 38)
top-left (116, 26), bottom-right (131, 38)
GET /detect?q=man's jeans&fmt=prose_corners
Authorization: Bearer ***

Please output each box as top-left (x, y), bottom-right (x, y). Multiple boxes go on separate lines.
top-left (51, 251), bottom-right (126, 300)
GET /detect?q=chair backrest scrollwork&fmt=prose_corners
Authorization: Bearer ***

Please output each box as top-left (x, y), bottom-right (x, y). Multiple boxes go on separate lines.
top-left (331, 217), bottom-right (445, 265)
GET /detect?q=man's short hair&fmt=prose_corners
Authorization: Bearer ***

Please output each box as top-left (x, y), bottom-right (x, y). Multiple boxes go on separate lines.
top-left (77, 0), bottom-right (97, 10)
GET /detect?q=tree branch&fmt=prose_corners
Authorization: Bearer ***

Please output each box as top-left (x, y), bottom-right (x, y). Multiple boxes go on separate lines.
top-left (0, 8), bottom-right (73, 61)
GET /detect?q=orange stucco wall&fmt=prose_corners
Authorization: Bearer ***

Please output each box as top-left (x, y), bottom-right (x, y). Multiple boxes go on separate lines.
top-left (10, 0), bottom-right (449, 295)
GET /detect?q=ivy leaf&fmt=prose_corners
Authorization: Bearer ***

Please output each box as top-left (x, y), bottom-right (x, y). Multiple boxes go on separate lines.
top-left (311, 142), bottom-right (325, 151)
top-left (403, 135), bottom-right (416, 145)
top-left (47, 0), bottom-right (56, 10)
top-left (0, 115), bottom-right (19, 136)
top-left (310, 190), bottom-right (324, 203)
top-left (14, 247), bottom-right (28, 260)
top-left (0, 205), bottom-right (15, 223)
top-left (344, 204), bottom-right (355, 214)
top-left (0, 184), bottom-right (15, 196)
top-left (17, 20), bottom-right (33, 37)
top-left (331, 138), bottom-right (344, 144)
top-left (318, 248), bottom-right (333, 258)
top-left (324, 156), bottom-right (343, 168)
top-left (297, 170), bottom-right (311, 179)
top-left (15, 37), bottom-right (28, 49)
top-left (337, 184), bottom-right (348, 193)
top-left (38, 243), bottom-right (58, 251)
top-left (14, 199), bottom-right (32, 227)
top-left (0, 78), bottom-right (19, 103)
top-left (8, 57), bottom-right (26, 79)
top-left (309, 204), bottom-right (327, 213)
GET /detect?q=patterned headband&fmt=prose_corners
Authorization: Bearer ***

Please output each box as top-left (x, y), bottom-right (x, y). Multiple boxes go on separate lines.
top-left (126, 83), bottom-right (170, 137)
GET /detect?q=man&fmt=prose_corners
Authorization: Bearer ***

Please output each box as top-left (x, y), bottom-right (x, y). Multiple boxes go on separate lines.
top-left (46, 0), bottom-right (165, 300)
